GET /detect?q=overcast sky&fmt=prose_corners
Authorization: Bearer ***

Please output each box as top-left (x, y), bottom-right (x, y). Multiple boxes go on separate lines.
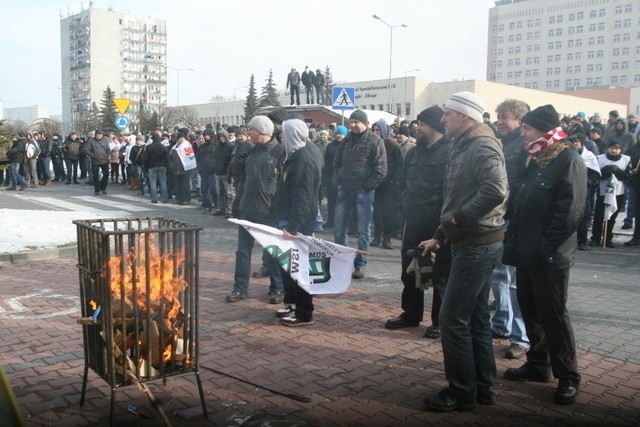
top-left (0, 0), bottom-right (496, 116)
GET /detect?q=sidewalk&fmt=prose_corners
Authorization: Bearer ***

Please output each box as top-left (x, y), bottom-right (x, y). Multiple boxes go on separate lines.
top-left (3, 248), bottom-right (640, 426)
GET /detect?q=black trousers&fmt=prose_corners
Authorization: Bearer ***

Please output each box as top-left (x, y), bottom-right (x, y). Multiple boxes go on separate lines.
top-left (281, 223), bottom-right (314, 320)
top-left (591, 194), bottom-right (624, 243)
top-left (516, 267), bottom-right (581, 386)
top-left (400, 218), bottom-right (451, 324)
top-left (92, 164), bottom-right (109, 193)
top-left (289, 85), bottom-right (300, 105)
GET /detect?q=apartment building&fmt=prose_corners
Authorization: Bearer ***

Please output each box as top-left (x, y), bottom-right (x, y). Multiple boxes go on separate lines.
top-left (487, 0), bottom-right (640, 92)
top-left (60, 7), bottom-right (167, 134)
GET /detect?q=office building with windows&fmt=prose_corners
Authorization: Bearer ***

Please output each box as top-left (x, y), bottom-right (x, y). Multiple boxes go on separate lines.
top-left (60, 6), bottom-right (167, 134)
top-left (487, 0), bottom-right (640, 93)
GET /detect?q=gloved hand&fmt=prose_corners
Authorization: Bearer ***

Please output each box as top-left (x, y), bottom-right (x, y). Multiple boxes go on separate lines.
top-left (406, 247), bottom-right (436, 291)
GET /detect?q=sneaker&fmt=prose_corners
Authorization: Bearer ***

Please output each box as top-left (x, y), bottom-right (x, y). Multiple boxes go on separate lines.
top-left (352, 268), bottom-right (365, 279)
top-left (422, 387), bottom-right (476, 412)
top-left (268, 291), bottom-right (284, 304)
top-left (19, 185), bottom-right (28, 191)
top-left (280, 315), bottom-right (315, 327)
top-left (225, 291), bottom-right (248, 303)
top-left (6, 187), bottom-right (16, 191)
top-left (577, 242), bottom-right (588, 251)
top-left (621, 223), bottom-right (633, 230)
top-left (275, 304), bottom-right (295, 318)
top-left (252, 266), bottom-right (270, 278)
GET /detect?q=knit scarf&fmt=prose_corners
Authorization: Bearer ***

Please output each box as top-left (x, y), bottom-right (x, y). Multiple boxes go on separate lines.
top-left (524, 127), bottom-right (567, 157)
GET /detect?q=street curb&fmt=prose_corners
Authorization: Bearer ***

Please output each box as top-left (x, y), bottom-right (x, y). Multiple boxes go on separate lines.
top-left (0, 246), bottom-right (77, 264)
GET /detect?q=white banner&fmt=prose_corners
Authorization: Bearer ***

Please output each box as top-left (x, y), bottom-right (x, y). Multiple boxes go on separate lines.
top-left (229, 219), bottom-right (357, 294)
top-left (604, 174), bottom-right (618, 221)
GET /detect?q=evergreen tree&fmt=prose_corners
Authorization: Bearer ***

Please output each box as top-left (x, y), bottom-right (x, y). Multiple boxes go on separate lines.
top-left (135, 100), bottom-right (148, 134)
top-left (98, 85), bottom-right (120, 133)
top-left (324, 65), bottom-right (335, 107)
top-left (244, 74), bottom-right (259, 123)
top-left (258, 69), bottom-right (280, 108)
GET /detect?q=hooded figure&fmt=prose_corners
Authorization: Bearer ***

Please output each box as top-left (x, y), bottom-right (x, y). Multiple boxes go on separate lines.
top-left (282, 119), bottom-right (308, 157)
top-left (274, 118), bottom-right (323, 326)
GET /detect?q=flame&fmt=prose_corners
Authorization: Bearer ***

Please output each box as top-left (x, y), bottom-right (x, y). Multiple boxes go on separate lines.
top-left (102, 234), bottom-right (190, 366)
top-left (89, 300), bottom-right (97, 311)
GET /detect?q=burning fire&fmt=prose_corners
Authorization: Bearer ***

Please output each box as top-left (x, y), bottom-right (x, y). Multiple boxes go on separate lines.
top-left (101, 234), bottom-right (191, 366)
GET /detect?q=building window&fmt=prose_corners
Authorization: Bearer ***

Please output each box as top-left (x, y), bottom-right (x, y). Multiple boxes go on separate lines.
top-left (615, 20), bottom-right (622, 28)
top-left (567, 53), bottom-right (574, 61)
top-left (575, 65), bottom-right (581, 73)
top-left (597, 50), bottom-right (604, 58)
top-left (623, 33), bottom-right (630, 41)
top-left (612, 62), bottom-right (620, 70)
top-left (549, 16), bottom-right (556, 24)
top-left (557, 15), bottom-right (563, 23)
top-left (635, 75), bottom-right (640, 82)
top-left (517, 21), bottom-right (522, 29)
top-left (590, 10), bottom-right (597, 18)
top-left (623, 47), bottom-right (630, 55)
top-left (548, 29), bottom-right (555, 37)
top-left (532, 82), bottom-right (538, 89)
top-left (622, 61), bottom-right (629, 69)
top-left (613, 48), bottom-right (621, 56)
top-left (595, 64), bottom-right (603, 71)
top-left (612, 76), bottom-right (619, 84)
top-left (614, 34), bottom-right (621, 42)
top-left (566, 66), bottom-right (573, 74)
top-left (588, 37), bottom-right (595, 45)
top-left (510, 22), bottom-right (515, 30)
top-left (589, 23), bottom-right (596, 32)
top-left (576, 52), bottom-right (582, 60)
top-left (557, 28), bottom-right (563, 36)
top-left (577, 12), bottom-right (584, 20)
top-left (616, 5), bottom-right (623, 14)
top-left (569, 13), bottom-right (576, 21)
top-left (405, 103), bottom-right (411, 116)
top-left (621, 75), bottom-right (628, 83)
top-left (568, 27), bottom-right (575, 35)
top-left (576, 39), bottom-right (583, 47)
top-left (625, 19), bottom-right (632, 27)
top-left (548, 42), bottom-right (555, 50)
top-left (533, 69), bottom-right (539, 76)
top-left (587, 64), bottom-right (594, 72)
top-left (598, 22), bottom-right (605, 31)
top-left (556, 41), bottom-right (562, 49)
top-left (587, 78), bottom-right (594, 85)
top-left (625, 4), bottom-right (632, 13)
top-left (599, 9), bottom-right (606, 17)
top-left (597, 36), bottom-right (604, 44)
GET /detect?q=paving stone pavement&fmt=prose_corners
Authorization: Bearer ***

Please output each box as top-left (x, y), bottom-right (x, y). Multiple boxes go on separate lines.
top-left (1, 181), bottom-right (640, 425)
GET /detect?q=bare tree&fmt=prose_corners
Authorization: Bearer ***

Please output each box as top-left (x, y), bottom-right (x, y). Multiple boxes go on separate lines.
top-left (175, 106), bottom-right (200, 129)
top-left (30, 118), bottom-right (62, 136)
top-left (3, 120), bottom-right (28, 136)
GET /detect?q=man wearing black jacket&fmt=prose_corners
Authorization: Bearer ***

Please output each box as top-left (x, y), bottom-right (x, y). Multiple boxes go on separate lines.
top-left (144, 132), bottom-right (170, 203)
top-left (503, 104), bottom-right (586, 405)
top-left (384, 107), bottom-right (452, 339)
top-left (274, 118), bottom-right (322, 326)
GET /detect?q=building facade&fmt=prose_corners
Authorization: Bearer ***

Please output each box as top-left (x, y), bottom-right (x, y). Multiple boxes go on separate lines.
top-left (487, 0), bottom-right (640, 92)
top-left (3, 105), bottom-right (50, 125)
top-left (59, 7), bottom-right (167, 134)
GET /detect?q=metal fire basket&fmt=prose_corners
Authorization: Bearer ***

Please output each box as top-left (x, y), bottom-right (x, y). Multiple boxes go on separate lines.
top-left (74, 217), bottom-right (207, 425)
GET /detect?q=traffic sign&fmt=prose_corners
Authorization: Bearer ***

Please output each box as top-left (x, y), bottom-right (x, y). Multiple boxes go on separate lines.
top-left (115, 115), bottom-right (129, 130)
top-left (332, 87), bottom-right (355, 110)
top-left (113, 98), bottom-right (131, 115)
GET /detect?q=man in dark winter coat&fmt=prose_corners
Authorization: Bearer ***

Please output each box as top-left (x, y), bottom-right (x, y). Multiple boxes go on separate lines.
top-left (274, 118), bottom-right (322, 326)
top-left (286, 67), bottom-right (301, 106)
top-left (301, 66), bottom-right (315, 104)
top-left (195, 129), bottom-right (217, 213)
top-left (213, 128), bottom-right (235, 217)
top-left (489, 99), bottom-right (531, 360)
top-left (6, 133), bottom-right (29, 191)
top-left (333, 109), bottom-right (387, 279)
top-left (384, 107), bottom-right (452, 339)
top-left (144, 132), bottom-right (170, 203)
top-left (62, 132), bottom-right (81, 184)
top-left (227, 116), bottom-right (285, 304)
top-left (313, 69), bottom-right (325, 105)
top-left (503, 104), bottom-right (586, 406)
top-left (82, 130), bottom-right (110, 195)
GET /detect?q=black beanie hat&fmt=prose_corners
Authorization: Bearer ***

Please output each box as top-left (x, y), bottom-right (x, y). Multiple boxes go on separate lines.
top-left (349, 109), bottom-right (369, 125)
top-left (397, 125), bottom-right (410, 137)
top-left (267, 107), bottom-right (289, 124)
top-left (416, 106), bottom-right (445, 134)
top-left (521, 104), bottom-right (560, 133)
top-left (608, 138), bottom-right (622, 148)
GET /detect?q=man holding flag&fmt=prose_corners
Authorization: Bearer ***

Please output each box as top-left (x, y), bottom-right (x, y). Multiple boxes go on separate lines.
top-left (589, 140), bottom-right (630, 248)
top-left (272, 118), bottom-right (323, 326)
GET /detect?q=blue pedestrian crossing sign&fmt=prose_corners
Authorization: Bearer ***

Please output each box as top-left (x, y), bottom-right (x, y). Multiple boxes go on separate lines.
top-left (332, 87), bottom-right (356, 110)
top-left (115, 115), bottom-right (129, 130)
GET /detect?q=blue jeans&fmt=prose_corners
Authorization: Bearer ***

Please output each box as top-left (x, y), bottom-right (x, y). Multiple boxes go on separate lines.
top-left (215, 174), bottom-right (234, 214)
top-left (9, 162), bottom-right (27, 188)
top-left (147, 166), bottom-right (168, 202)
top-left (64, 159), bottom-right (78, 183)
top-left (490, 261), bottom-right (529, 347)
top-left (333, 187), bottom-right (374, 269)
top-left (439, 241), bottom-right (501, 401)
top-left (624, 185), bottom-right (635, 226)
top-left (200, 173), bottom-right (217, 209)
top-left (233, 225), bottom-right (283, 295)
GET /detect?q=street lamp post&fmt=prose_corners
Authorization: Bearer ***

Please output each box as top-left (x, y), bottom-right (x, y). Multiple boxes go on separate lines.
top-left (372, 14), bottom-right (408, 113)
top-left (233, 85), bottom-right (248, 125)
top-left (165, 66), bottom-right (195, 106)
top-left (403, 68), bottom-right (419, 118)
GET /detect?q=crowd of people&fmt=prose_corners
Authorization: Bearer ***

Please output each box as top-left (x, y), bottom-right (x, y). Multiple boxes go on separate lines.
top-left (4, 94), bottom-right (640, 411)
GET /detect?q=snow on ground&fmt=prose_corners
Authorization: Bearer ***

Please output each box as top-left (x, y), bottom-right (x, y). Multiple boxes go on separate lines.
top-left (0, 209), bottom-right (129, 254)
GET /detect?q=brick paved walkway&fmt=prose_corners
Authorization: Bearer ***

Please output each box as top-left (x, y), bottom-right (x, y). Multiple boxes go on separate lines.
top-left (2, 250), bottom-right (639, 426)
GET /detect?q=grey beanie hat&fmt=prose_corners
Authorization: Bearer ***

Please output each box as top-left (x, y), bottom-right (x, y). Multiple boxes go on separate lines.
top-left (248, 115), bottom-right (274, 136)
top-left (349, 109), bottom-right (369, 125)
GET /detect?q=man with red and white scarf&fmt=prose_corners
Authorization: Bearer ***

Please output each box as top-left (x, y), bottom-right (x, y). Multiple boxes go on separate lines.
top-left (502, 104), bottom-right (586, 405)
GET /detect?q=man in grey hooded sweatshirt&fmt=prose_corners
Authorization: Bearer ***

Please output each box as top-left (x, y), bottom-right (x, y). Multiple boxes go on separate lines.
top-left (274, 118), bottom-right (322, 326)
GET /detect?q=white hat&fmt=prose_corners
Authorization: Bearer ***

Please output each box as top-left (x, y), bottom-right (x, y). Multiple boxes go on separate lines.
top-left (445, 91), bottom-right (485, 123)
